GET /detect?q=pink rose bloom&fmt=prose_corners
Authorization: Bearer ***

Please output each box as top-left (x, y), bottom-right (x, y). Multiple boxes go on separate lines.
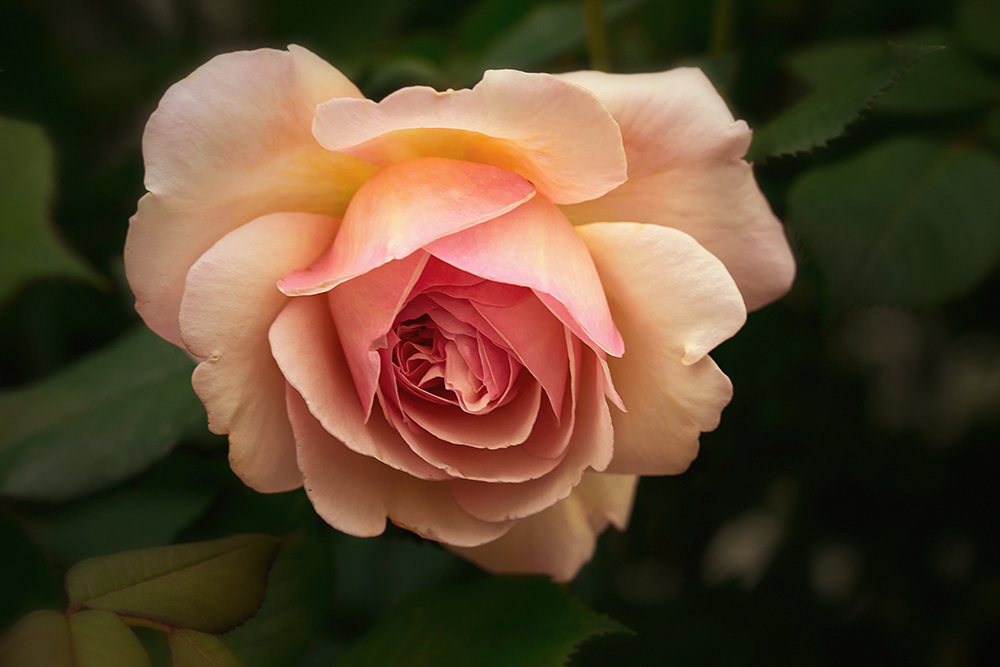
top-left (125, 46), bottom-right (794, 581)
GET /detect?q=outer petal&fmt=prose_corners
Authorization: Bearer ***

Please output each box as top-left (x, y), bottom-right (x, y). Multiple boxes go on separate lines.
top-left (451, 472), bottom-right (639, 582)
top-left (556, 69), bottom-right (796, 311)
top-left (126, 45), bottom-right (377, 346)
top-left (179, 212), bottom-right (337, 492)
top-left (312, 70), bottom-right (628, 205)
top-left (425, 195), bottom-right (623, 357)
top-left (288, 387), bottom-right (512, 547)
top-left (577, 222), bottom-right (746, 475)
top-left (270, 294), bottom-right (450, 481)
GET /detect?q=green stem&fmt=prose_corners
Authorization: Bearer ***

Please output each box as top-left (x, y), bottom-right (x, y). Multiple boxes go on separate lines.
top-left (709, 0), bottom-right (735, 56)
top-left (584, 0), bottom-right (610, 72)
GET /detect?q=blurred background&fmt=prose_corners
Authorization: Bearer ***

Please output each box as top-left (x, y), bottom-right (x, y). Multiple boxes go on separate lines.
top-left (1, 0), bottom-right (999, 664)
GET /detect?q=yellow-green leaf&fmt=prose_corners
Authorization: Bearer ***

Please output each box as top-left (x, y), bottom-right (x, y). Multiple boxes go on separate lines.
top-left (66, 534), bottom-right (283, 635)
top-left (0, 117), bottom-right (104, 306)
top-left (169, 629), bottom-right (245, 667)
top-left (0, 609), bottom-right (150, 667)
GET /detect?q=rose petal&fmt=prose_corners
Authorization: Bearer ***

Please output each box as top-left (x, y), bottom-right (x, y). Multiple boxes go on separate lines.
top-left (473, 296), bottom-right (569, 421)
top-left (398, 377), bottom-right (541, 450)
top-left (327, 252), bottom-right (431, 419)
top-left (554, 69), bottom-right (751, 178)
top-left (279, 158), bottom-right (535, 295)
top-left (556, 69), bottom-right (795, 311)
top-left (577, 222), bottom-right (745, 475)
top-left (450, 335), bottom-right (615, 522)
top-left (288, 386), bottom-right (512, 547)
top-left (449, 472), bottom-right (638, 582)
top-left (179, 212), bottom-right (337, 492)
top-left (425, 195), bottom-right (623, 357)
top-left (270, 294), bottom-right (450, 481)
top-left (126, 46), bottom-right (377, 345)
top-left (312, 69), bottom-right (627, 205)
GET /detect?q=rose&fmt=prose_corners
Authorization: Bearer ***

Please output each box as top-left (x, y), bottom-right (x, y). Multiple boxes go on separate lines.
top-left (125, 46), bottom-right (794, 581)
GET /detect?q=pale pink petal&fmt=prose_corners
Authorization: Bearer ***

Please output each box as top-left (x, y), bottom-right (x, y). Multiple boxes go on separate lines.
top-left (288, 387), bottom-right (512, 546)
top-left (450, 336), bottom-right (615, 522)
top-left (312, 69), bottom-right (627, 205)
top-left (577, 222), bottom-right (746, 475)
top-left (327, 252), bottom-right (430, 418)
top-left (127, 46), bottom-right (377, 346)
top-left (179, 212), bottom-right (337, 492)
top-left (556, 69), bottom-right (796, 311)
top-left (279, 158), bottom-right (534, 295)
top-left (398, 379), bottom-right (541, 450)
top-left (269, 295), bottom-right (450, 481)
top-left (390, 401), bottom-right (568, 484)
top-left (448, 472), bottom-right (637, 582)
top-left (425, 195), bottom-right (623, 357)
top-left (474, 296), bottom-right (568, 420)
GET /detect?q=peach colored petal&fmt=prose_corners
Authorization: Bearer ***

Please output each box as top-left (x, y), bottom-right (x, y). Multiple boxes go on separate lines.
top-left (279, 158), bottom-right (534, 295)
top-left (554, 69), bottom-right (751, 178)
top-left (450, 335), bottom-right (614, 522)
top-left (179, 212), bottom-right (337, 493)
top-left (425, 195), bottom-right (623, 357)
top-left (449, 472), bottom-right (638, 582)
top-left (269, 294), bottom-right (450, 481)
top-left (328, 252), bottom-right (430, 419)
top-left (288, 387), bottom-right (512, 547)
top-left (577, 222), bottom-right (746, 475)
top-left (311, 69), bottom-right (627, 205)
top-left (126, 46), bottom-right (377, 346)
top-left (556, 69), bottom-right (795, 312)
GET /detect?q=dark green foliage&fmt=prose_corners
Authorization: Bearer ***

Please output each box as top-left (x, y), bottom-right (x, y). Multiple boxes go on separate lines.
top-left (338, 576), bottom-right (629, 667)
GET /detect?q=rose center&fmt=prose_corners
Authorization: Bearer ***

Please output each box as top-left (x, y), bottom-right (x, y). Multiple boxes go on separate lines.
top-left (390, 309), bottom-right (521, 415)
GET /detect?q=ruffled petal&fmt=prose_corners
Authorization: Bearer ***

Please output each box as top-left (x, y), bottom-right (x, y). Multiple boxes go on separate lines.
top-left (126, 46), bottom-right (377, 346)
top-left (279, 158), bottom-right (534, 295)
top-left (556, 69), bottom-right (796, 311)
top-left (425, 195), bottom-right (623, 357)
top-left (554, 69), bottom-right (750, 178)
top-left (577, 222), bottom-right (745, 475)
top-left (449, 472), bottom-right (638, 582)
top-left (269, 294), bottom-right (450, 481)
top-left (288, 387), bottom-right (512, 547)
top-left (312, 69), bottom-right (627, 205)
top-left (179, 212), bottom-right (337, 492)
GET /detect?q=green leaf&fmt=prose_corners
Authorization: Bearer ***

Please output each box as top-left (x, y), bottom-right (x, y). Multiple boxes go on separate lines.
top-left (786, 33), bottom-right (1000, 116)
top-left (956, 0), bottom-right (1000, 60)
top-left (65, 534), bottom-right (283, 635)
top-left (169, 630), bottom-right (245, 667)
top-left (787, 137), bottom-right (1000, 304)
top-left (220, 531), bottom-right (330, 667)
top-left (0, 609), bottom-right (151, 667)
top-left (0, 117), bottom-right (104, 306)
top-left (0, 327), bottom-right (204, 501)
top-left (748, 43), bottom-right (941, 162)
top-left (337, 576), bottom-right (629, 667)
top-left (26, 486), bottom-right (216, 564)
top-left (471, 0), bottom-right (644, 77)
